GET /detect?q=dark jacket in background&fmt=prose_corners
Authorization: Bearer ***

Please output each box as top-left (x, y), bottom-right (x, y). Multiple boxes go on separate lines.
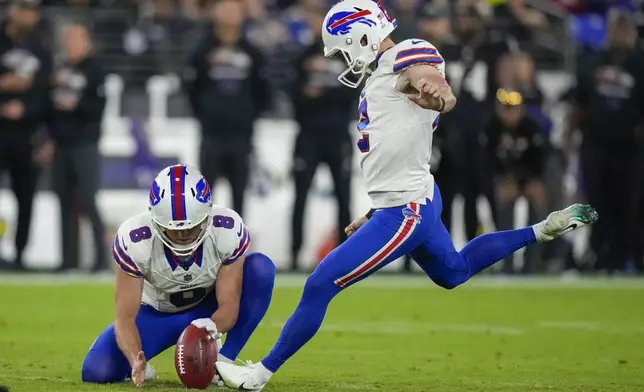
top-left (183, 26), bottom-right (268, 138)
top-left (442, 33), bottom-right (511, 109)
top-left (48, 56), bottom-right (106, 146)
top-left (492, 4), bottom-right (533, 43)
top-left (575, 50), bottom-right (644, 149)
top-left (0, 22), bottom-right (52, 133)
top-left (519, 83), bottom-right (553, 135)
top-left (483, 113), bottom-right (546, 185)
top-left (291, 39), bottom-right (358, 133)
top-left (288, 38), bottom-right (356, 269)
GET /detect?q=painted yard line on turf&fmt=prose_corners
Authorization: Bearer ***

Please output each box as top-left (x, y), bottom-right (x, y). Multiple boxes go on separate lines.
top-left (331, 382), bottom-right (378, 390)
top-left (270, 275), bottom-right (644, 289)
top-left (264, 320), bottom-right (525, 335)
top-left (0, 375), bottom-right (70, 382)
top-left (265, 320), bottom-right (644, 336)
top-left (323, 348), bottom-right (449, 359)
top-left (334, 380), bottom-right (562, 390)
top-left (1, 273), bottom-right (644, 289)
top-left (538, 321), bottom-right (644, 334)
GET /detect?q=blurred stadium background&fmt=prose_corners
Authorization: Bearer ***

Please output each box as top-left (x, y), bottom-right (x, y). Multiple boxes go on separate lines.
top-left (1, 1), bottom-right (644, 391)
top-left (0, 0), bottom-right (642, 275)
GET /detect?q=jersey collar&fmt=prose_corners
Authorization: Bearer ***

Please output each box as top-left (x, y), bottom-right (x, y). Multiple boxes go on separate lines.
top-left (164, 244), bottom-right (204, 271)
top-left (372, 47), bottom-right (391, 72)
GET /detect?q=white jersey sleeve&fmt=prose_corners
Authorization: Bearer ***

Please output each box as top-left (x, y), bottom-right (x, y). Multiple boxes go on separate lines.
top-left (210, 206), bottom-right (250, 265)
top-left (111, 213), bottom-right (153, 278)
top-left (377, 38), bottom-right (445, 78)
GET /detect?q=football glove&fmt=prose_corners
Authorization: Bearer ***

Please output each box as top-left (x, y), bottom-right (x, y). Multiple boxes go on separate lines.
top-left (191, 318), bottom-right (222, 341)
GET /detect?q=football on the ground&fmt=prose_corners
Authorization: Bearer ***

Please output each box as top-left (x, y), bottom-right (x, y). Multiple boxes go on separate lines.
top-left (175, 324), bottom-right (217, 389)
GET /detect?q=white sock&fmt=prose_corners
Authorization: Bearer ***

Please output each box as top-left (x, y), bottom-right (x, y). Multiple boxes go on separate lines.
top-left (255, 361), bottom-right (274, 384)
top-left (218, 354), bottom-right (233, 364)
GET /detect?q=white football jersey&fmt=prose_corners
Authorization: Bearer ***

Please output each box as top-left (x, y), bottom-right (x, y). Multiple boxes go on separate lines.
top-left (358, 38), bottom-right (446, 208)
top-left (112, 206), bottom-right (250, 313)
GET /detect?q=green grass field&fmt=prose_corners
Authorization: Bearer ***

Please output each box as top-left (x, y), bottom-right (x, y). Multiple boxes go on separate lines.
top-left (1, 275), bottom-right (643, 392)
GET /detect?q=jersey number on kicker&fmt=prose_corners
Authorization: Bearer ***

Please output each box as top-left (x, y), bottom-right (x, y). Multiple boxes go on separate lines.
top-left (357, 91), bottom-right (370, 152)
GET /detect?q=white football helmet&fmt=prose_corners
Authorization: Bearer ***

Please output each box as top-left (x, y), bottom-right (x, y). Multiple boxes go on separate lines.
top-left (148, 164), bottom-right (213, 257)
top-left (322, 0), bottom-right (397, 88)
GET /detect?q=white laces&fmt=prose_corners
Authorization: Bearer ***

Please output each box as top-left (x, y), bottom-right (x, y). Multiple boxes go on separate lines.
top-left (235, 358), bottom-right (255, 367)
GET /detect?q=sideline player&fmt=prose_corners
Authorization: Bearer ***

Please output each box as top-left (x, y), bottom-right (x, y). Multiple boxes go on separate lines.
top-left (215, 0), bottom-right (598, 389)
top-left (81, 164), bottom-right (276, 386)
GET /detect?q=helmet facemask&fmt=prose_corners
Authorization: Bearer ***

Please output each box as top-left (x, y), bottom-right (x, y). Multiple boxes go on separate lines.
top-left (151, 213), bottom-right (211, 258)
top-left (325, 33), bottom-right (380, 88)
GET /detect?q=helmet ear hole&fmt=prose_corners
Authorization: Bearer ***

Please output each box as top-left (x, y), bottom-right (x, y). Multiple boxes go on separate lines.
top-left (360, 34), bottom-right (368, 47)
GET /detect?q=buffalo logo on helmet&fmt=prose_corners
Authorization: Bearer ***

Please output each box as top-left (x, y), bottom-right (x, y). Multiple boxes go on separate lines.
top-left (195, 178), bottom-right (211, 204)
top-left (326, 9), bottom-right (376, 36)
top-left (149, 180), bottom-right (162, 206)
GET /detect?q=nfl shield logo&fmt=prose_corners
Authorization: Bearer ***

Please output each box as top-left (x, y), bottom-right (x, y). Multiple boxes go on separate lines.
top-left (183, 274), bottom-right (193, 282)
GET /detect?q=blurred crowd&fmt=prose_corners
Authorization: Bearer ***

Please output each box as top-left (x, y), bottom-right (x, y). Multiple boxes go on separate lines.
top-left (0, 0), bottom-right (643, 275)
top-left (0, 0), bottom-right (584, 91)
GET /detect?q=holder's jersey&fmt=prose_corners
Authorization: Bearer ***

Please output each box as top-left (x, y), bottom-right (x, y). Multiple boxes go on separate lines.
top-left (111, 206), bottom-right (251, 313)
top-left (358, 39), bottom-right (446, 208)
